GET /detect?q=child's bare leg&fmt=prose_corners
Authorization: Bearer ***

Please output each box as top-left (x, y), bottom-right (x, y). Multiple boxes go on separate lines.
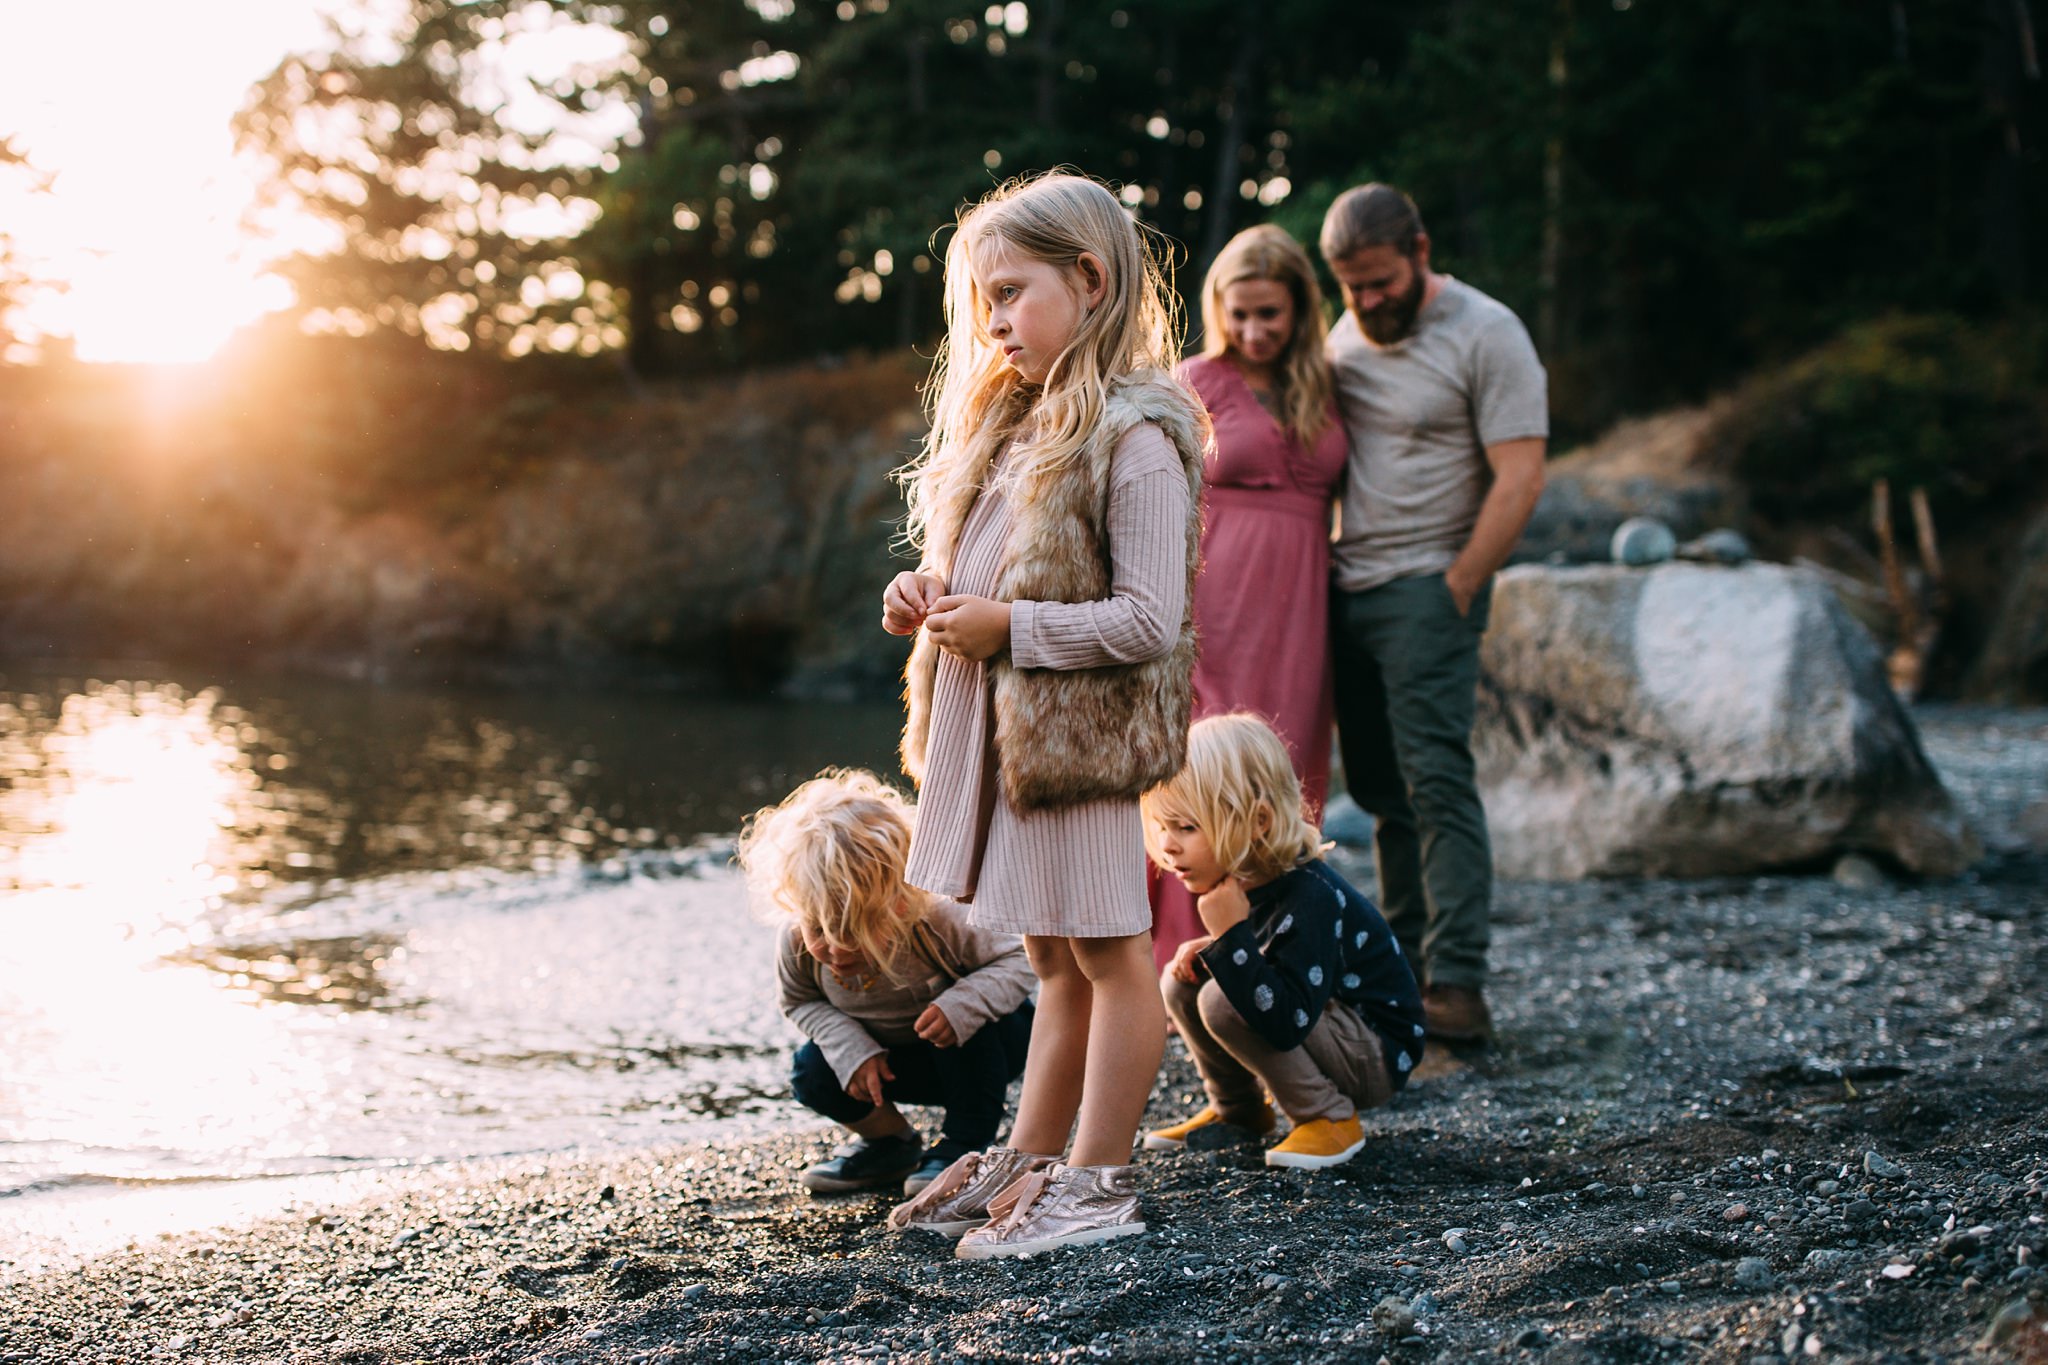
top-left (849, 1103), bottom-right (914, 1139)
top-left (1007, 935), bottom-right (1090, 1157)
top-left (1068, 931), bottom-right (1167, 1167)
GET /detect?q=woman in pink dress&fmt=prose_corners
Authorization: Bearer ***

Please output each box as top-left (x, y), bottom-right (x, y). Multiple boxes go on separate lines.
top-left (1153, 224), bottom-right (1350, 968)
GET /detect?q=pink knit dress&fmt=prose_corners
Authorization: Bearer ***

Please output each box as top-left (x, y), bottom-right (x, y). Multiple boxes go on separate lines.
top-left (1152, 354), bottom-right (1349, 967)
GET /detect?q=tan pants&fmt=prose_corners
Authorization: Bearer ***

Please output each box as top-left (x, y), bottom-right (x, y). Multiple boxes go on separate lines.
top-left (1162, 970), bottom-right (1393, 1124)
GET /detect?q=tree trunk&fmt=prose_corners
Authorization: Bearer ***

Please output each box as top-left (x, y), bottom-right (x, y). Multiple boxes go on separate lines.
top-left (1538, 0), bottom-right (1571, 360)
top-left (1981, 0), bottom-right (2036, 298)
top-left (1034, 0), bottom-right (1065, 129)
top-left (1196, 0), bottom-right (1265, 308)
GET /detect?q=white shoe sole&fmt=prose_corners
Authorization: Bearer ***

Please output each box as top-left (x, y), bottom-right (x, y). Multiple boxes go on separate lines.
top-left (953, 1219), bottom-right (1146, 1260)
top-left (1263, 1137), bottom-right (1365, 1170)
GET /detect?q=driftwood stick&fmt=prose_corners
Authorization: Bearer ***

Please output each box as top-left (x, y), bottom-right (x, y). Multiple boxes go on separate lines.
top-left (1873, 479), bottom-right (1928, 698)
top-left (1873, 480), bottom-right (1915, 627)
top-left (1909, 486), bottom-right (1944, 594)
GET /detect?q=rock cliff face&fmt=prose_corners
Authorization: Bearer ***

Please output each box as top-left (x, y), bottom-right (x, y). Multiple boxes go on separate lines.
top-left (0, 352), bottom-right (926, 693)
top-left (1476, 563), bottom-right (1980, 878)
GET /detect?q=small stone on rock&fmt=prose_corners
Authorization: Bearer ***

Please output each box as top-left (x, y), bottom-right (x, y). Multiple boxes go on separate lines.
top-left (1862, 1150), bottom-right (1905, 1180)
top-left (1612, 516), bottom-right (1677, 566)
top-left (1676, 528), bottom-right (1752, 565)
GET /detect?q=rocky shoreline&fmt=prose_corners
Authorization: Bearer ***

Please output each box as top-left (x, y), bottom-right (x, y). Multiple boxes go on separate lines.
top-left (2, 708), bottom-right (2044, 1365)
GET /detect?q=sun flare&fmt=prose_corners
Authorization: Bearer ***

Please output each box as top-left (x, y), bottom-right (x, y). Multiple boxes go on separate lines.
top-left (0, 1), bottom-right (337, 364)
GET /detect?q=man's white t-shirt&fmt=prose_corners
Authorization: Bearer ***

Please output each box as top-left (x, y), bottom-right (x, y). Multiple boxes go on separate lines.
top-left (1328, 275), bottom-right (1549, 594)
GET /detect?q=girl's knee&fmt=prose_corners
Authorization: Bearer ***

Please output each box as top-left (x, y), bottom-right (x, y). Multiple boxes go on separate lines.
top-left (1068, 932), bottom-right (1153, 984)
top-left (790, 1044), bottom-right (845, 1109)
top-left (1025, 934), bottom-right (1081, 982)
top-left (1194, 980), bottom-right (1253, 1039)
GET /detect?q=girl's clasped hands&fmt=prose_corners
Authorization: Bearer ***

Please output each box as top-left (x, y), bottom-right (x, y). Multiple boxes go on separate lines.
top-left (883, 571), bottom-right (1012, 662)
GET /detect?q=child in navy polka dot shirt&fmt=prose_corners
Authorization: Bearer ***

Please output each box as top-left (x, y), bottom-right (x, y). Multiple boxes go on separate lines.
top-left (1141, 713), bottom-right (1425, 1169)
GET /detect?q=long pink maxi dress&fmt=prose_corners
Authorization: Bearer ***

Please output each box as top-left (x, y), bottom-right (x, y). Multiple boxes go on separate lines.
top-left (1151, 354), bottom-right (1349, 968)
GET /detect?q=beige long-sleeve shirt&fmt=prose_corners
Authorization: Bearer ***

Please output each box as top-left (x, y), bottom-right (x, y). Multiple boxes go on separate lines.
top-left (775, 897), bottom-right (1035, 1086)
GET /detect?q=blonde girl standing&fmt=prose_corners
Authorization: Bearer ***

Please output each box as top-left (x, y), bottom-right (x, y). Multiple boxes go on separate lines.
top-left (879, 172), bottom-right (1206, 1258)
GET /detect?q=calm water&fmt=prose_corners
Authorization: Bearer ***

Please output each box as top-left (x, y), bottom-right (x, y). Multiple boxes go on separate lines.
top-left (0, 664), bottom-right (902, 1263)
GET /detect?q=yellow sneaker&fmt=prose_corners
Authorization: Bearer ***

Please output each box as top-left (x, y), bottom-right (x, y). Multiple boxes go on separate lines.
top-left (1264, 1114), bottom-right (1365, 1169)
top-left (1142, 1103), bottom-right (1275, 1151)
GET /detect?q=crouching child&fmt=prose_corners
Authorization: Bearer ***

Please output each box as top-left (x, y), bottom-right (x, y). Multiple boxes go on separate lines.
top-left (1141, 714), bottom-right (1426, 1168)
top-left (737, 770), bottom-right (1034, 1196)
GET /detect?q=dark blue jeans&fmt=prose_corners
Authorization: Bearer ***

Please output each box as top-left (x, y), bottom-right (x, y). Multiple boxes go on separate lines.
top-left (790, 1001), bottom-right (1033, 1151)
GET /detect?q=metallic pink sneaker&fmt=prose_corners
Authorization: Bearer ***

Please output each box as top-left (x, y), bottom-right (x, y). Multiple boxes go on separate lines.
top-left (953, 1162), bottom-right (1145, 1259)
top-left (885, 1146), bottom-right (1056, 1238)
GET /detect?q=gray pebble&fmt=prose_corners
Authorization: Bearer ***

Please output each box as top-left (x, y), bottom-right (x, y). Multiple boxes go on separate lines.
top-left (1676, 528), bottom-right (1752, 564)
top-left (1659, 1280), bottom-right (1683, 1296)
top-left (1833, 854), bottom-right (1889, 889)
top-left (1371, 1296), bottom-right (1416, 1338)
top-left (1733, 1257), bottom-right (1776, 1291)
top-left (1612, 516), bottom-right (1677, 565)
top-left (1863, 1149), bottom-right (1905, 1180)
top-left (1320, 793), bottom-right (1373, 848)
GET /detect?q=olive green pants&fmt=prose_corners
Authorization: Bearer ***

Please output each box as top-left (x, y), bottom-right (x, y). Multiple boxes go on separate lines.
top-left (1330, 572), bottom-right (1492, 991)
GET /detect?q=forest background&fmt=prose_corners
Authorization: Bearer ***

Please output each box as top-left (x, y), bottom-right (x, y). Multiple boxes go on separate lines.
top-left (1, 0), bottom-right (2044, 699)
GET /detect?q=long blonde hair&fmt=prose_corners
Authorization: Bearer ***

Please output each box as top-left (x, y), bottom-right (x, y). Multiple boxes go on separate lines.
top-left (734, 769), bottom-right (933, 985)
top-left (902, 171), bottom-right (1185, 562)
top-left (1142, 713), bottom-right (1325, 885)
top-left (1199, 224), bottom-right (1334, 448)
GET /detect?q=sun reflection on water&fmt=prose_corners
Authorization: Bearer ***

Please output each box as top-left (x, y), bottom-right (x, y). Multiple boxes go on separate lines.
top-left (0, 670), bottom-right (903, 1262)
top-left (0, 681), bottom-right (336, 1187)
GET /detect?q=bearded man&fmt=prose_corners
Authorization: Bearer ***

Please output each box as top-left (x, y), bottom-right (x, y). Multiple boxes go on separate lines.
top-left (1320, 183), bottom-right (1548, 1044)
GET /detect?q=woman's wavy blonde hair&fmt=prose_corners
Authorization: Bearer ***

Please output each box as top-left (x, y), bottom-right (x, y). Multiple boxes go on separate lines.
top-left (734, 769), bottom-right (933, 985)
top-left (900, 170), bottom-right (1185, 559)
top-left (1142, 713), bottom-right (1326, 885)
top-left (1200, 223), bottom-right (1334, 448)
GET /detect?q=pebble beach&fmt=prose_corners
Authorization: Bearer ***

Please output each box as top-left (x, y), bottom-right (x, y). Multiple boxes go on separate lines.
top-left (2, 708), bottom-right (2044, 1365)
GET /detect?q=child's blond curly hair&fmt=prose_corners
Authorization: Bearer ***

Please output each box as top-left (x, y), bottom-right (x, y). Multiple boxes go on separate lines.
top-left (1142, 713), bottom-right (1325, 885)
top-left (734, 769), bottom-right (933, 984)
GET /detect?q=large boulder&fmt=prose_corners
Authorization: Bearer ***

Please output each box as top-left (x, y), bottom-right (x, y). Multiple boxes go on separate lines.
top-left (1476, 562), bottom-right (1979, 878)
top-left (1969, 500), bottom-right (2048, 702)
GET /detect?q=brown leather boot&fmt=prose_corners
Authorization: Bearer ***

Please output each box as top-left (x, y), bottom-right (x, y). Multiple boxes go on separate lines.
top-left (1424, 984), bottom-right (1494, 1042)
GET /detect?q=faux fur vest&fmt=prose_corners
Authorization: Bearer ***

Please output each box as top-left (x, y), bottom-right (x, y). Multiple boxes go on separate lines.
top-left (901, 371), bottom-right (1207, 813)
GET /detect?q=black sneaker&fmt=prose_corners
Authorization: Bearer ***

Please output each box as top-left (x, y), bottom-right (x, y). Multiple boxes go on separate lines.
top-left (800, 1133), bottom-right (923, 1194)
top-left (903, 1140), bottom-right (975, 1196)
